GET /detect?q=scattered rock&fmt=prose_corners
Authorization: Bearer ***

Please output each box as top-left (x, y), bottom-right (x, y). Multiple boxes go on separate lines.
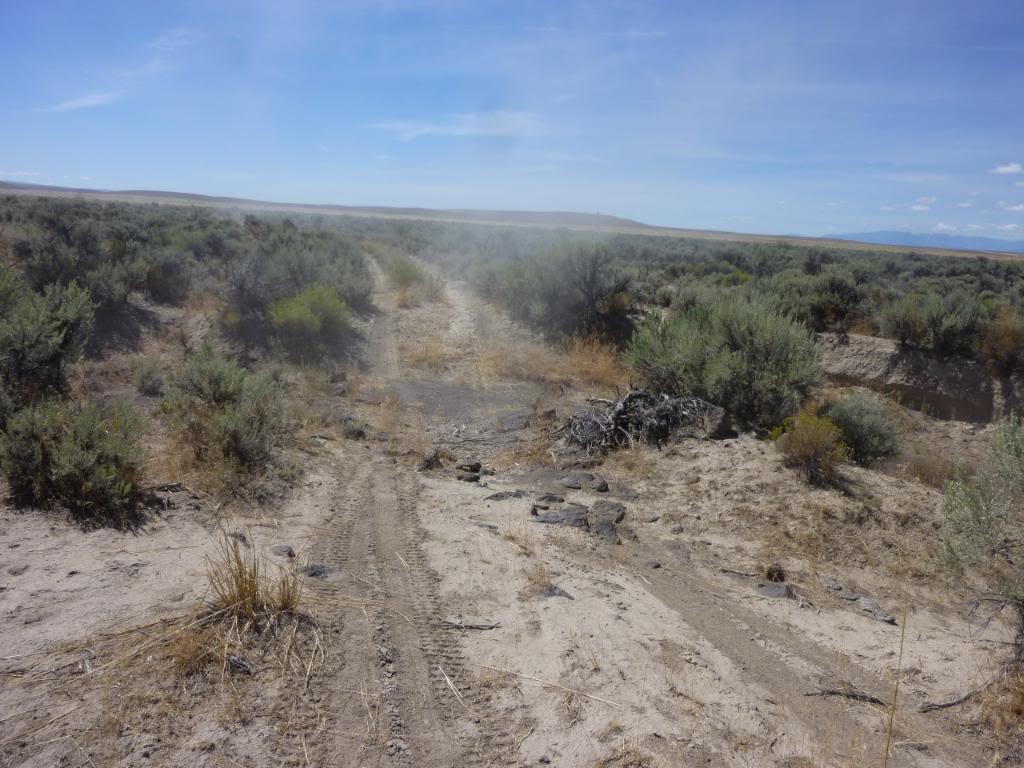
top-left (457, 473), bottom-right (481, 483)
top-left (270, 544), bottom-right (295, 559)
top-left (497, 411), bottom-right (530, 432)
top-left (226, 655), bottom-right (253, 674)
top-left (457, 461), bottom-right (483, 473)
top-left (824, 577), bottom-right (897, 624)
top-left (558, 471), bottom-right (609, 492)
top-left (418, 449), bottom-right (450, 471)
top-left (647, 561), bottom-right (662, 569)
top-left (301, 564), bottom-right (332, 579)
top-left (535, 493), bottom-right (564, 504)
top-left (588, 500), bottom-right (627, 544)
top-left (485, 490), bottom-right (526, 501)
top-left (540, 584), bottom-right (574, 600)
top-left (533, 504), bottom-right (589, 528)
top-left (756, 582), bottom-right (795, 599)
top-left (612, 484), bottom-right (640, 501)
top-left (856, 596), bottom-right (897, 625)
top-left (384, 738), bottom-right (408, 756)
top-left (7, 565), bottom-right (28, 576)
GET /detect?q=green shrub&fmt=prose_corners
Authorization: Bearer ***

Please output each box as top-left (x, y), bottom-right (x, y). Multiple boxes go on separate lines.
top-left (0, 278), bottom-right (94, 407)
top-left (145, 248), bottom-right (193, 305)
top-left (819, 393), bottom-right (901, 466)
top-left (0, 399), bottom-right (143, 522)
top-left (884, 290), bottom-right (988, 357)
top-left (164, 344), bottom-right (285, 470)
top-left (269, 284), bottom-right (349, 361)
top-left (776, 412), bottom-right (848, 486)
top-left (944, 417), bottom-right (1024, 657)
top-left (626, 295), bottom-right (821, 428)
top-left (380, 253), bottom-right (428, 288)
top-left (133, 355), bottom-right (164, 396)
top-left (981, 307), bottom-right (1024, 376)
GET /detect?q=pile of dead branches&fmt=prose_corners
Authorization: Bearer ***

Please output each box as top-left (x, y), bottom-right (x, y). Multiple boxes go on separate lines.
top-left (558, 389), bottom-right (725, 453)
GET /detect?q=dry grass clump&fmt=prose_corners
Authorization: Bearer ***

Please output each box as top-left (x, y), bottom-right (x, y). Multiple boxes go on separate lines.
top-left (594, 745), bottom-right (657, 768)
top-left (777, 412), bottom-right (848, 486)
top-left (904, 451), bottom-right (973, 488)
top-left (477, 336), bottom-right (627, 392)
top-left (983, 669), bottom-right (1024, 755)
top-left (207, 535), bottom-right (303, 621)
top-left (401, 337), bottom-right (452, 372)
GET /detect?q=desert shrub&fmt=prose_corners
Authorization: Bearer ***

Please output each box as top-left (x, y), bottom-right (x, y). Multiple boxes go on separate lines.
top-left (981, 307), bottom-right (1024, 376)
top-left (884, 290), bottom-right (988, 356)
top-left (818, 393), bottom-right (901, 465)
top-left (269, 284), bottom-right (349, 361)
top-left (133, 355), bottom-right (164, 396)
top-left (165, 344), bottom-right (285, 470)
top-left (144, 248), bottom-right (193, 305)
top-left (776, 412), bottom-right (848, 486)
top-left (379, 253), bottom-right (429, 288)
top-left (626, 296), bottom-right (821, 428)
top-left (944, 417), bottom-right (1024, 659)
top-left (0, 277), bottom-right (94, 408)
top-left (0, 399), bottom-right (143, 522)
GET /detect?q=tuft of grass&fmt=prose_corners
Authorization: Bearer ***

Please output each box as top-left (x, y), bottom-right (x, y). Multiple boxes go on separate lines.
top-left (207, 535), bottom-right (302, 621)
top-left (777, 411), bottom-right (848, 486)
top-left (132, 355), bottom-right (164, 396)
top-left (905, 452), bottom-right (973, 488)
top-left (401, 337), bottom-right (451, 372)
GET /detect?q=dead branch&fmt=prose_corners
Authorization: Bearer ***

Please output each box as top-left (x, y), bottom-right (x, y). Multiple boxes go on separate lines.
top-left (806, 686), bottom-right (885, 705)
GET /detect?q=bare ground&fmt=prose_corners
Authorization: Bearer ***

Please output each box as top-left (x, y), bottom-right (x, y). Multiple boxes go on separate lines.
top-left (0, 265), bottom-right (1013, 767)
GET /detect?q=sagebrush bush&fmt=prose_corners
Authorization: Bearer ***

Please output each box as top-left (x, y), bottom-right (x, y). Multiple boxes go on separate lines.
top-left (269, 284), bottom-right (349, 361)
top-left (165, 344), bottom-right (285, 470)
top-left (944, 417), bottom-right (1024, 658)
top-left (144, 248), bottom-right (193, 305)
top-left (981, 307), bottom-right (1024, 376)
top-left (0, 273), bottom-right (94, 408)
top-left (0, 399), bottom-right (143, 522)
top-left (133, 355), bottom-right (164, 396)
top-left (884, 290), bottom-right (988, 357)
top-left (818, 393), bottom-right (901, 465)
top-left (626, 296), bottom-right (821, 428)
top-left (776, 412), bottom-right (848, 486)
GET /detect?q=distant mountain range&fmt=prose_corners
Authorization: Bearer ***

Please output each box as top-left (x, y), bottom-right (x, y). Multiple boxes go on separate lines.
top-left (835, 230), bottom-right (1024, 254)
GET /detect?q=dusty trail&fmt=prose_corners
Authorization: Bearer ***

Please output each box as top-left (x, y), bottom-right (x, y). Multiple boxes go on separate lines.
top-left (283, 266), bottom-right (517, 766)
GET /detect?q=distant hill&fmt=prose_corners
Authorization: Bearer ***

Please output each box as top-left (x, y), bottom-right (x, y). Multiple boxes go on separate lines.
top-left (3, 180), bottom-right (1023, 261)
top-left (835, 230), bottom-right (1024, 255)
top-left (0, 181), bottom-right (648, 231)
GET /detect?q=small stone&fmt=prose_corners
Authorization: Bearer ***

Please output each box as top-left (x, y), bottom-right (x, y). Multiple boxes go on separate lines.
top-left (485, 490), bottom-right (526, 501)
top-left (457, 473), bottom-right (481, 483)
top-left (301, 564), bottom-right (332, 579)
top-left (457, 461), bottom-right (482, 473)
top-left (536, 493), bottom-right (564, 503)
top-left (270, 544), bottom-right (295, 559)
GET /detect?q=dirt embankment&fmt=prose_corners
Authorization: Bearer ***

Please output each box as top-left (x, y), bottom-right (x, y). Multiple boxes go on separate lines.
top-left (820, 332), bottom-right (1023, 422)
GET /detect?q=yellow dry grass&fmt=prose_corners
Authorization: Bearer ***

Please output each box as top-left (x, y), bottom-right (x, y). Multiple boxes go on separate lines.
top-left (477, 335), bottom-right (628, 392)
top-left (401, 337), bottom-right (452, 372)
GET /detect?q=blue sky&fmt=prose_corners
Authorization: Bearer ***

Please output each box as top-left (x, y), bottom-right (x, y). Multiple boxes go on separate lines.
top-left (2, 0), bottom-right (1024, 238)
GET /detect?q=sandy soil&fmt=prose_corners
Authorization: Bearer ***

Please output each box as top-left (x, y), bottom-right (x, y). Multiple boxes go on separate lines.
top-left (0, 264), bottom-right (1013, 767)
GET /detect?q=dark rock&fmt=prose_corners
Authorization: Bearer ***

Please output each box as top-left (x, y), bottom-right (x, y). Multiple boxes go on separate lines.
top-left (559, 471), bottom-right (608, 492)
top-left (647, 561), bottom-right (662, 569)
top-left (226, 655), bottom-right (253, 674)
top-left (532, 503), bottom-right (589, 528)
top-left (497, 411), bottom-right (530, 432)
top-left (7, 565), bottom-right (28, 576)
top-left (857, 596), bottom-right (897, 625)
top-left (540, 585), bottom-right (574, 600)
top-left (228, 531), bottom-right (248, 547)
top-left (536, 493), bottom-right (564, 504)
top-left (589, 499), bottom-right (627, 544)
top-left (384, 738), bottom-right (408, 756)
top-left (457, 473), bottom-right (481, 483)
top-left (270, 544), bottom-right (295, 559)
top-left (335, 415), bottom-right (368, 439)
top-left (537, 409), bottom-right (557, 422)
top-left (756, 582), bottom-right (795, 599)
top-left (485, 490), bottom-right (526, 501)
top-left (612, 484), bottom-right (640, 501)
top-left (457, 461), bottom-right (482, 473)
top-left (301, 564), bottom-right (333, 579)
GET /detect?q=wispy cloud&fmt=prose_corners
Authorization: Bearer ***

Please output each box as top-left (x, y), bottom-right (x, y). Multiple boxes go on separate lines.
top-left (148, 27), bottom-right (202, 52)
top-left (955, 202), bottom-right (973, 208)
top-left (0, 170), bottom-right (38, 177)
top-left (371, 111), bottom-right (542, 141)
top-left (1006, 203), bottom-right (1024, 212)
top-left (997, 223), bottom-right (1021, 231)
top-left (37, 91), bottom-right (120, 113)
top-left (916, 195), bottom-right (937, 204)
top-left (934, 222), bottom-right (956, 231)
top-left (910, 204), bottom-right (930, 211)
top-left (991, 162), bottom-right (1023, 175)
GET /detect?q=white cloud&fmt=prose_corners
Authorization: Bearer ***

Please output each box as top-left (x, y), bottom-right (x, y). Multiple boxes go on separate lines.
top-left (934, 222), bottom-right (957, 232)
top-left (992, 162), bottom-right (1024, 175)
top-left (879, 205), bottom-right (897, 211)
top-left (371, 111), bottom-right (542, 140)
top-left (997, 223), bottom-right (1021, 231)
top-left (148, 28), bottom-right (201, 52)
top-left (916, 196), bottom-right (937, 204)
top-left (967, 224), bottom-right (987, 230)
top-left (955, 202), bottom-right (973, 208)
top-left (826, 201), bottom-right (843, 207)
top-left (0, 170), bottom-right (38, 177)
top-left (911, 204), bottom-right (930, 211)
top-left (37, 92), bottom-right (120, 112)
top-left (1006, 204), bottom-right (1024, 212)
